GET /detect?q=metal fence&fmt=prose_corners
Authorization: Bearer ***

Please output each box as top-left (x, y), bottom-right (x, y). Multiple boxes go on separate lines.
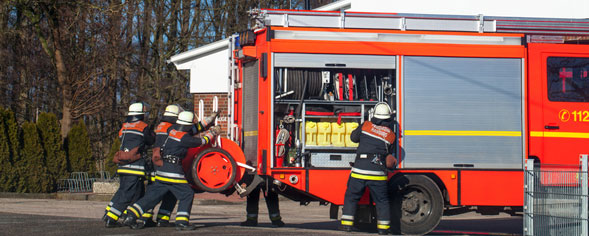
top-left (57, 171), bottom-right (114, 193)
top-left (524, 155), bottom-right (588, 236)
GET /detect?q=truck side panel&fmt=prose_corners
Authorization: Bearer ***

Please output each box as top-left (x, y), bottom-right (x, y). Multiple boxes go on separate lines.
top-left (460, 170), bottom-right (523, 206)
top-left (528, 43), bottom-right (589, 166)
top-left (307, 169), bottom-right (350, 204)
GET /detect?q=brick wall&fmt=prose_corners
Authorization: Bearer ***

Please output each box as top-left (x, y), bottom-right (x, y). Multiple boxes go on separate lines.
top-left (193, 93), bottom-right (231, 137)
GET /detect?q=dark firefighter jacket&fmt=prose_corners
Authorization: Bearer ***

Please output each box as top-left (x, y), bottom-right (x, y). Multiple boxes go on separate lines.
top-left (154, 119), bottom-right (176, 148)
top-left (349, 118), bottom-right (396, 180)
top-left (155, 128), bottom-right (209, 184)
top-left (117, 120), bottom-right (155, 176)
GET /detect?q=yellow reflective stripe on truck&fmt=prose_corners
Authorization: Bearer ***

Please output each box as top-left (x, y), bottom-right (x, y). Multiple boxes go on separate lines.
top-left (405, 130), bottom-right (521, 137)
top-left (244, 131), bottom-right (258, 137)
top-left (530, 131), bottom-right (589, 139)
top-left (406, 130), bottom-right (589, 138)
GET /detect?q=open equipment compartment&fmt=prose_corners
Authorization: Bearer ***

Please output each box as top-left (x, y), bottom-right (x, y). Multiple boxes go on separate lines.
top-left (271, 53), bottom-right (397, 169)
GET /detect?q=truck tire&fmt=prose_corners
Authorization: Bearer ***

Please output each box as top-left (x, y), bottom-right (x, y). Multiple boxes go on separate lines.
top-left (389, 175), bottom-right (443, 235)
top-left (191, 148), bottom-right (237, 193)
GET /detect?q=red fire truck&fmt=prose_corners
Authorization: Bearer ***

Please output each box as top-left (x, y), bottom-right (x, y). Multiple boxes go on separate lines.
top-left (182, 9), bottom-right (589, 235)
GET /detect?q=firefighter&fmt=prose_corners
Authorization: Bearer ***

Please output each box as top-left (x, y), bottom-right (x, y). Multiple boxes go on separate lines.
top-left (104, 102), bottom-right (155, 228)
top-left (142, 105), bottom-right (221, 227)
top-left (137, 104), bottom-right (182, 228)
top-left (123, 111), bottom-right (220, 231)
top-left (240, 182), bottom-right (285, 227)
top-left (340, 102), bottom-right (396, 235)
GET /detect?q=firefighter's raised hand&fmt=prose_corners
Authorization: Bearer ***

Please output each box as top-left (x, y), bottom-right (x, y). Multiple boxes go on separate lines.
top-left (202, 110), bottom-right (222, 129)
top-left (202, 130), bottom-right (215, 144)
top-left (209, 125), bottom-right (221, 137)
top-left (201, 126), bottom-right (221, 145)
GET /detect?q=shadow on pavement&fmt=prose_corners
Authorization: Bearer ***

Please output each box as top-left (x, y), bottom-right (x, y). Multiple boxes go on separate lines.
top-left (433, 217), bottom-right (523, 235)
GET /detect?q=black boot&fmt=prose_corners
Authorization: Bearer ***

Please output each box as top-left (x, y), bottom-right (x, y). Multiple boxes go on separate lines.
top-left (240, 219), bottom-right (258, 227)
top-left (123, 214), bottom-right (138, 229)
top-left (339, 225), bottom-right (353, 232)
top-left (104, 218), bottom-right (120, 228)
top-left (143, 218), bottom-right (157, 227)
top-left (378, 229), bottom-right (389, 235)
top-left (130, 219), bottom-right (148, 230)
top-left (101, 211), bottom-right (108, 222)
top-left (175, 222), bottom-right (196, 231)
top-left (157, 220), bottom-right (175, 227)
top-left (271, 219), bottom-right (285, 228)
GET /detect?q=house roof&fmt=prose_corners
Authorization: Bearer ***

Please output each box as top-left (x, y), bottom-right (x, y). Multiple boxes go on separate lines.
top-left (168, 1), bottom-right (351, 68)
top-left (314, 0), bottom-right (351, 11)
top-left (167, 38), bottom-right (231, 69)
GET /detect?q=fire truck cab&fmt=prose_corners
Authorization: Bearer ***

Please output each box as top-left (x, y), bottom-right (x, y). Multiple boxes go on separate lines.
top-left (182, 9), bottom-right (589, 235)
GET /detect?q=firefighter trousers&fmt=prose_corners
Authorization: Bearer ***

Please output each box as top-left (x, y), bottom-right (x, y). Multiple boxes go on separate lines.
top-left (128, 181), bottom-right (193, 224)
top-left (106, 174), bottom-right (145, 221)
top-left (136, 182), bottom-right (177, 222)
top-left (341, 176), bottom-right (390, 230)
top-left (153, 191), bottom-right (177, 222)
top-left (246, 184), bottom-right (281, 221)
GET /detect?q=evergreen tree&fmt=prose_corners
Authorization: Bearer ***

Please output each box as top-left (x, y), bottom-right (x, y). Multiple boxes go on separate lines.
top-left (0, 108), bottom-right (13, 191)
top-left (3, 108), bottom-right (22, 192)
top-left (67, 121), bottom-right (93, 173)
top-left (20, 122), bottom-right (52, 193)
top-left (5, 109), bottom-right (21, 162)
top-left (37, 112), bottom-right (68, 191)
top-left (104, 137), bottom-right (120, 177)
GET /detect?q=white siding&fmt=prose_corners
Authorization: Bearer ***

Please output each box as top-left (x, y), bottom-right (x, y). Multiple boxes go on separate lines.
top-left (326, 0), bottom-right (589, 18)
top-left (169, 38), bottom-right (231, 94)
top-left (186, 48), bottom-right (228, 93)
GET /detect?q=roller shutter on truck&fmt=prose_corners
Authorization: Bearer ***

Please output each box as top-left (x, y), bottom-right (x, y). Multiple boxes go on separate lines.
top-left (243, 61), bottom-right (259, 165)
top-left (402, 56), bottom-right (523, 169)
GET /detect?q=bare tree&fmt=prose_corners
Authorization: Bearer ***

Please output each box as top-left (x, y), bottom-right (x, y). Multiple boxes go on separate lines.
top-left (0, 0), bottom-right (338, 171)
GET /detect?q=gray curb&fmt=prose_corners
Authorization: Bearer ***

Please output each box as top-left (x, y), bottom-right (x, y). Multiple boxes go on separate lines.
top-left (0, 192), bottom-right (244, 205)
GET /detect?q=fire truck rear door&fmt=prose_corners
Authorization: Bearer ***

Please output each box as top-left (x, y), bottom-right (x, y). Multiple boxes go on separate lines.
top-left (528, 43), bottom-right (589, 165)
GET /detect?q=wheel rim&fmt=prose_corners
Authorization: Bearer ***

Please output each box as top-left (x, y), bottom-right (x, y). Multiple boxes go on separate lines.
top-left (400, 186), bottom-right (433, 225)
top-left (196, 151), bottom-right (234, 190)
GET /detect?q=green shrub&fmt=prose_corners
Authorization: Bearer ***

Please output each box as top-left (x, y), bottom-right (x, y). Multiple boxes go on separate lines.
top-left (0, 108), bottom-right (14, 192)
top-left (66, 121), bottom-right (93, 173)
top-left (104, 137), bottom-right (120, 177)
top-left (20, 122), bottom-right (52, 193)
top-left (1, 108), bottom-right (21, 192)
top-left (37, 113), bottom-right (68, 188)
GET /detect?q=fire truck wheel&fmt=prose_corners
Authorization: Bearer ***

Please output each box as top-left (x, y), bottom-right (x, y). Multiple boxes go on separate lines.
top-left (389, 175), bottom-right (443, 235)
top-left (191, 148), bottom-right (237, 193)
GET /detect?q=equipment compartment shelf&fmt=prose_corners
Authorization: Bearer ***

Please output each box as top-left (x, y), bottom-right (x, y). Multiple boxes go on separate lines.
top-left (304, 146), bottom-right (357, 151)
top-left (275, 99), bottom-right (378, 105)
top-left (305, 115), bottom-right (362, 119)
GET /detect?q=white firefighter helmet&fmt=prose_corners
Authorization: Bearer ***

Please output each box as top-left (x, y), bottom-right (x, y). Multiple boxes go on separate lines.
top-left (163, 104), bottom-right (181, 117)
top-left (127, 102), bottom-right (147, 116)
top-left (177, 111), bottom-right (194, 125)
top-left (373, 102), bottom-right (393, 120)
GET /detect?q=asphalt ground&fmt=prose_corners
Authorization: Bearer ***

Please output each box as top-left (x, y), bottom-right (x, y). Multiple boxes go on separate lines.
top-left (0, 198), bottom-right (522, 235)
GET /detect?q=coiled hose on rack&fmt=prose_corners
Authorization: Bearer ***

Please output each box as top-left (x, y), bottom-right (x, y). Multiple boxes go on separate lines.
top-left (285, 69), bottom-right (322, 99)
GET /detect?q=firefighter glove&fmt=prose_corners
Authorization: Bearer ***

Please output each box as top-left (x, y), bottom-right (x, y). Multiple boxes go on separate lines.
top-left (209, 125), bottom-right (221, 137)
top-left (386, 154), bottom-right (397, 169)
top-left (202, 130), bottom-right (215, 144)
top-left (202, 110), bottom-right (221, 128)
